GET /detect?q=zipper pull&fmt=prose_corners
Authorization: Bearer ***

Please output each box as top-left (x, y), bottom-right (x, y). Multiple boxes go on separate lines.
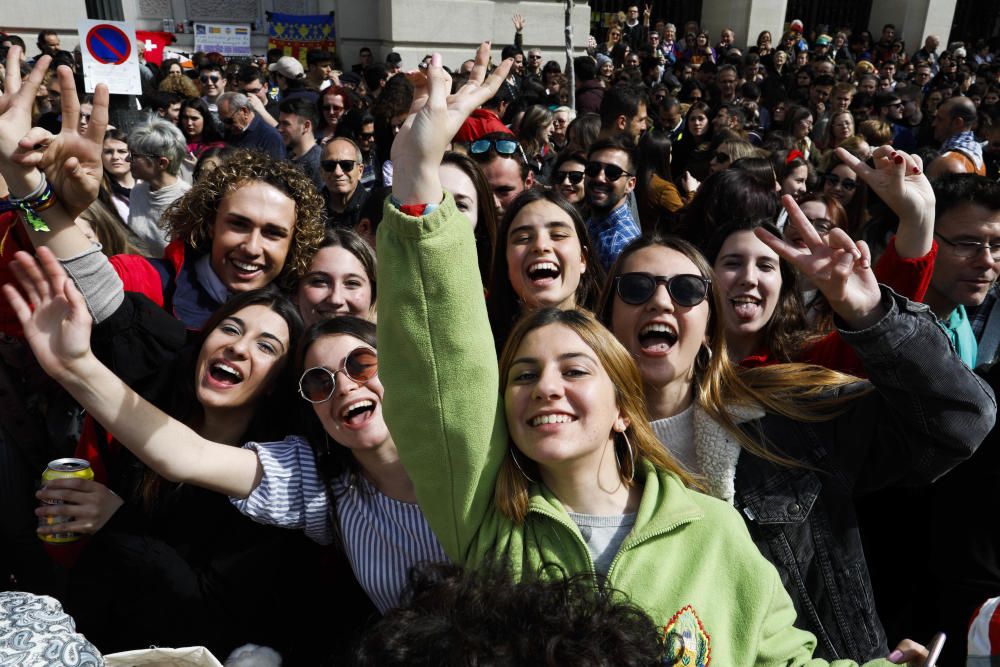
top-left (742, 505), bottom-right (756, 521)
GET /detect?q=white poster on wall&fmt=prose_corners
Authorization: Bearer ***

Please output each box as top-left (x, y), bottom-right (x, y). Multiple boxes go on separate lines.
top-left (193, 23), bottom-right (252, 56)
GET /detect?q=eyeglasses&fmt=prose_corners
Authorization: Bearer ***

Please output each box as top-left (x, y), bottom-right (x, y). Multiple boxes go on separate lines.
top-left (470, 138), bottom-right (528, 163)
top-left (358, 131), bottom-right (375, 140)
top-left (321, 159), bottom-right (359, 173)
top-left (823, 173), bottom-right (857, 191)
top-left (200, 74), bottom-right (221, 84)
top-left (556, 170), bottom-right (585, 185)
top-left (528, 54), bottom-right (542, 60)
top-left (584, 161), bottom-right (633, 181)
top-left (711, 151), bottom-right (730, 163)
top-left (934, 233), bottom-right (1000, 262)
top-left (298, 347), bottom-right (379, 403)
top-left (615, 272), bottom-right (711, 307)
top-left (323, 104), bottom-right (345, 113)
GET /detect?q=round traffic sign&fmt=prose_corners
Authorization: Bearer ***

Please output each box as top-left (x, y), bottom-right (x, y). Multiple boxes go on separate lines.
top-left (85, 24), bottom-right (132, 65)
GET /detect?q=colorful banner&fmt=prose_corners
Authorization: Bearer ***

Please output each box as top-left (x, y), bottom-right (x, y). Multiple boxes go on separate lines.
top-left (193, 23), bottom-right (252, 57)
top-left (267, 12), bottom-right (336, 63)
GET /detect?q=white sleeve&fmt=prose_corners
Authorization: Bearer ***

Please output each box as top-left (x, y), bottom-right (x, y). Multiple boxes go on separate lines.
top-left (230, 436), bottom-right (334, 545)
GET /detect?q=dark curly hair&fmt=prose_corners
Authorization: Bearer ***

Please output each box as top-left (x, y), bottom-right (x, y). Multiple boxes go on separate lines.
top-left (353, 562), bottom-right (664, 666)
top-left (161, 149), bottom-right (325, 289)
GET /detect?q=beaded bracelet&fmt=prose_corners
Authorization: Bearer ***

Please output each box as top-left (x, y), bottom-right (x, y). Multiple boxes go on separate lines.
top-left (0, 173), bottom-right (57, 232)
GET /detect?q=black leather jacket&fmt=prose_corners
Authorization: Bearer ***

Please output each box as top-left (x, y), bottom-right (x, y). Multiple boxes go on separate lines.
top-left (732, 289), bottom-right (996, 661)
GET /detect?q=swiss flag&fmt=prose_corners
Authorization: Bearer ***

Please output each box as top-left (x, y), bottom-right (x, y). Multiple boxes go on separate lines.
top-left (136, 30), bottom-right (173, 65)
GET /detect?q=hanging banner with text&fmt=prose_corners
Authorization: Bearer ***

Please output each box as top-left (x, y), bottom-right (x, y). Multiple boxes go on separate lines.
top-left (193, 23), bottom-right (252, 57)
top-left (77, 19), bottom-right (142, 95)
top-left (267, 12), bottom-right (336, 63)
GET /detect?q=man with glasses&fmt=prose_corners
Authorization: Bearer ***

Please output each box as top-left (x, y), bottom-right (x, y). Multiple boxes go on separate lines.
top-left (235, 65), bottom-right (279, 128)
top-left (217, 92), bottom-right (285, 160)
top-left (525, 49), bottom-right (544, 82)
top-left (126, 120), bottom-right (191, 256)
top-left (198, 63), bottom-right (227, 120)
top-left (584, 137), bottom-right (640, 270)
top-left (899, 173), bottom-right (1000, 665)
top-left (278, 97), bottom-right (324, 191)
top-left (468, 132), bottom-right (535, 218)
top-left (321, 137), bottom-right (369, 228)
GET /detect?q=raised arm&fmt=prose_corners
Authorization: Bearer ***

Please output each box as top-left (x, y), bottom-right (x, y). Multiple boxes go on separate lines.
top-left (4, 247), bottom-right (262, 498)
top-left (377, 45), bottom-right (514, 560)
top-left (759, 198), bottom-right (996, 488)
top-left (0, 53), bottom-right (104, 258)
top-left (835, 146), bottom-right (934, 259)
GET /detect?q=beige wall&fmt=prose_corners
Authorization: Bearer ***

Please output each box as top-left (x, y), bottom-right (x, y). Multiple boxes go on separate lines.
top-left (701, 0), bottom-right (789, 51)
top-left (868, 0), bottom-right (956, 54)
top-left (2, 0), bottom-right (87, 54)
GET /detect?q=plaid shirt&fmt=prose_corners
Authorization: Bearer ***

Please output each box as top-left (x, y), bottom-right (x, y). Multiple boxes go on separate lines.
top-left (587, 203), bottom-right (641, 271)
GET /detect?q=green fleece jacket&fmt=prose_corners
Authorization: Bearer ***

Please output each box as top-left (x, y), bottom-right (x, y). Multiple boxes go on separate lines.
top-left (376, 194), bottom-right (892, 667)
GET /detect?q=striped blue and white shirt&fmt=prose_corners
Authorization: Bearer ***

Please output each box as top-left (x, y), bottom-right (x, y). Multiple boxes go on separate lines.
top-left (231, 436), bottom-right (448, 613)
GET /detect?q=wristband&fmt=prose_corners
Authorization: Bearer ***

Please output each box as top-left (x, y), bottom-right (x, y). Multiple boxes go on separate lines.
top-left (0, 172), bottom-right (56, 232)
top-left (390, 195), bottom-right (440, 217)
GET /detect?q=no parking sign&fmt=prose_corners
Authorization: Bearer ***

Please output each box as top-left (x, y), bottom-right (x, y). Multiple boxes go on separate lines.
top-left (78, 19), bottom-right (141, 95)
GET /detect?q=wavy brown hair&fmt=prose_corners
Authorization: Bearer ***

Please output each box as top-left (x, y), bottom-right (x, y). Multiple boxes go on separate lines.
top-left (161, 149), bottom-right (325, 289)
top-left (495, 307), bottom-right (696, 523)
top-left (597, 234), bottom-right (871, 475)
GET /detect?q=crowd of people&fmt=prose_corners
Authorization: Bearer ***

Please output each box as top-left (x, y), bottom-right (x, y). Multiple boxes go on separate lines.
top-left (0, 8), bottom-right (999, 666)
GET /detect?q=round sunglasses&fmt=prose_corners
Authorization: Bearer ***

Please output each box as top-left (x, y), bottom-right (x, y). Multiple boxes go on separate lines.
top-left (298, 347), bottom-right (378, 404)
top-left (614, 272), bottom-right (711, 307)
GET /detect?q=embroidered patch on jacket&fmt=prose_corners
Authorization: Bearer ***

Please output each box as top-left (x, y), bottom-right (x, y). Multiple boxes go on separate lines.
top-left (661, 605), bottom-right (711, 666)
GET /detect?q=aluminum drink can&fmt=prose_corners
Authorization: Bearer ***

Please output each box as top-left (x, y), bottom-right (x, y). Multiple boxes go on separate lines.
top-left (39, 458), bottom-right (94, 543)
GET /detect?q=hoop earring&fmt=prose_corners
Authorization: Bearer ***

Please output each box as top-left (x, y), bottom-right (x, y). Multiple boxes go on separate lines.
top-left (509, 447), bottom-right (537, 484)
top-left (615, 431), bottom-right (636, 483)
top-left (696, 344), bottom-right (713, 373)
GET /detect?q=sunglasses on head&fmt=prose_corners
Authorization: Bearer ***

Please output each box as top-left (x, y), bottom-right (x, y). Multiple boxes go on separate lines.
top-left (200, 74), bottom-right (221, 83)
top-left (298, 347), bottom-right (378, 404)
top-left (556, 170), bottom-right (585, 185)
top-left (584, 161), bottom-right (633, 181)
top-left (321, 159), bottom-right (359, 173)
top-left (470, 137), bottom-right (520, 156)
top-left (823, 173), bottom-right (857, 191)
top-left (615, 272), bottom-right (711, 307)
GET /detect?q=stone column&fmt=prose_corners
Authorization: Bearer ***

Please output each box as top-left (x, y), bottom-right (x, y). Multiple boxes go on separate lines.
top-left (700, 0), bottom-right (789, 51)
top-left (330, 0), bottom-right (591, 73)
top-left (868, 0), bottom-right (957, 55)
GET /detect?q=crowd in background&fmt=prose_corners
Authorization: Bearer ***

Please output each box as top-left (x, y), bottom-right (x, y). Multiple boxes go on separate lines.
top-left (0, 8), bottom-right (999, 666)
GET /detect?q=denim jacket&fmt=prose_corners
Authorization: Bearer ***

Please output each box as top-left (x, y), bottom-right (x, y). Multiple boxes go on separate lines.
top-left (730, 289), bottom-right (995, 661)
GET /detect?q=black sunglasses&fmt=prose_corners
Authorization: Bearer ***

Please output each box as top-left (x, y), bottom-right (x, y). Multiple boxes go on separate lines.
top-left (615, 272), bottom-right (711, 307)
top-left (823, 173), bottom-right (857, 191)
top-left (200, 74), bottom-right (221, 83)
top-left (584, 161), bottom-right (633, 181)
top-left (358, 131), bottom-right (375, 140)
top-left (556, 170), bottom-right (585, 185)
top-left (298, 347), bottom-right (378, 403)
top-left (321, 159), bottom-right (359, 173)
